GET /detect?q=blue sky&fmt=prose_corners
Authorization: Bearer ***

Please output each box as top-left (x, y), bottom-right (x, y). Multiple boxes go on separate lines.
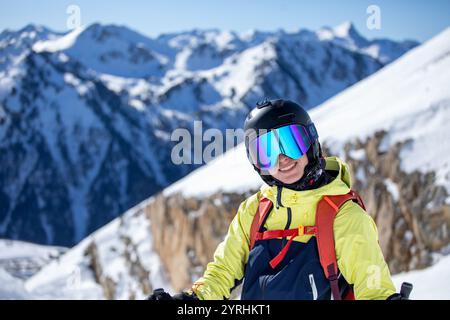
top-left (1, 0), bottom-right (449, 42)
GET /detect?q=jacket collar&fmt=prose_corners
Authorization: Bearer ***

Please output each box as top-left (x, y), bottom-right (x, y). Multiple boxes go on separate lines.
top-left (259, 156), bottom-right (352, 207)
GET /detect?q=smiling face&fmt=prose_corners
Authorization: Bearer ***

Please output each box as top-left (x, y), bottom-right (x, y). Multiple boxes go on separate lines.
top-left (268, 153), bottom-right (308, 184)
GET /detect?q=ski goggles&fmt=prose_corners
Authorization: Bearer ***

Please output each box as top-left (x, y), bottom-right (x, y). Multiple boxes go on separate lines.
top-left (247, 123), bottom-right (318, 170)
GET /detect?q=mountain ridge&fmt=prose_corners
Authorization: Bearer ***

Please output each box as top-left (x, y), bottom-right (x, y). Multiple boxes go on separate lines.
top-left (0, 22), bottom-right (418, 245)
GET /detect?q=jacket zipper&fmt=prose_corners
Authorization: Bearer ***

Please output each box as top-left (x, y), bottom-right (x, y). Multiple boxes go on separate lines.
top-left (309, 274), bottom-right (319, 300)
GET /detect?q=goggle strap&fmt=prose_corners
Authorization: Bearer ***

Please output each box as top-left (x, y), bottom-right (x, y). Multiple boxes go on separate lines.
top-left (306, 123), bottom-right (319, 141)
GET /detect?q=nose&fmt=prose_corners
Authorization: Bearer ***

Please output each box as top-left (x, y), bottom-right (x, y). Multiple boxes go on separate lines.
top-left (278, 154), bottom-right (291, 164)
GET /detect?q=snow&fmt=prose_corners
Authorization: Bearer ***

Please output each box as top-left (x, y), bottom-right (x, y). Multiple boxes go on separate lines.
top-left (311, 27), bottom-right (450, 192)
top-left (384, 179), bottom-right (400, 202)
top-left (393, 254), bottom-right (450, 299)
top-left (210, 30), bottom-right (237, 50)
top-left (0, 240), bottom-right (63, 261)
top-left (333, 21), bottom-right (355, 39)
top-left (355, 167), bottom-right (366, 182)
top-left (164, 144), bottom-right (262, 198)
top-left (317, 21), bottom-right (366, 51)
top-left (33, 27), bottom-right (85, 53)
top-left (98, 73), bottom-right (133, 93)
top-left (34, 24), bottom-right (169, 78)
top-left (0, 240), bottom-right (66, 281)
top-left (209, 41), bottom-right (277, 100)
top-left (0, 268), bottom-right (31, 299)
top-left (24, 233), bottom-right (106, 299)
top-left (24, 199), bottom-right (171, 299)
top-left (129, 99), bottom-right (146, 111)
top-left (316, 21), bottom-right (417, 64)
top-left (0, 61), bottom-right (25, 100)
top-left (0, 240), bottom-right (67, 299)
top-left (348, 148), bottom-right (366, 161)
top-left (64, 72), bottom-right (90, 95)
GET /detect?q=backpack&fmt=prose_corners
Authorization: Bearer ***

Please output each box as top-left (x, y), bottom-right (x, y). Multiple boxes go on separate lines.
top-left (249, 190), bottom-right (366, 300)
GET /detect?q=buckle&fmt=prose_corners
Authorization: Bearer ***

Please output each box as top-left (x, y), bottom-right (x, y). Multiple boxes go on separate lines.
top-left (298, 225), bottom-right (305, 236)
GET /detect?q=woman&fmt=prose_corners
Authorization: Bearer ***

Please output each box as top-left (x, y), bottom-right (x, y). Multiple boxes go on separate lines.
top-left (150, 99), bottom-right (407, 300)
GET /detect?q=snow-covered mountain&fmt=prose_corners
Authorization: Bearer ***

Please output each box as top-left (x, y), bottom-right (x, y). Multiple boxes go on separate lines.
top-left (33, 24), bottom-right (172, 78)
top-left (0, 22), bottom-right (417, 246)
top-left (0, 239), bottom-right (66, 299)
top-left (317, 21), bottom-right (418, 64)
top-left (14, 26), bottom-right (449, 300)
top-left (0, 239), bottom-right (66, 280)
top-left (0, 24), bottom-right (63, 71)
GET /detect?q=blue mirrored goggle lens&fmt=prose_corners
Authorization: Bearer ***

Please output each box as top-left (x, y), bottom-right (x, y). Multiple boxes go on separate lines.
top-left (248, 124), bottom-right (315, 170)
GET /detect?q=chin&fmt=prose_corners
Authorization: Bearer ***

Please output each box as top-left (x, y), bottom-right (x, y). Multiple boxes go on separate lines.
top-left (278, 175), bottom-right (303, 185)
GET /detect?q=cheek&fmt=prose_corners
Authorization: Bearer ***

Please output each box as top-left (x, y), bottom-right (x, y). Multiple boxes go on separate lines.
top-left (292, 157), bottom-right (307, 178)
top-left (268, 167), bottom-right (278, 176)
top-left (266, 155), bottom-right (308, 182)
top-left (299, 154), bottom-right (309, 167)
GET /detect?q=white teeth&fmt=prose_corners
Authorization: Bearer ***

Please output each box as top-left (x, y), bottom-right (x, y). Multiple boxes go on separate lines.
top-left (279, 162), bottom-right (296, 172)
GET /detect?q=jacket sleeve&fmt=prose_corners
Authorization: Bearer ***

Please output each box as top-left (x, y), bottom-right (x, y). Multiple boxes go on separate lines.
top-left (191, 196), bottom-right (257, 300)
top-left (333, 201), bottom-right (397, 300)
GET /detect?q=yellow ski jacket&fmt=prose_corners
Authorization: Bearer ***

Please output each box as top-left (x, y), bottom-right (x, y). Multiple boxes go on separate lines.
top-left (192, 156), bottom-right (396, 300)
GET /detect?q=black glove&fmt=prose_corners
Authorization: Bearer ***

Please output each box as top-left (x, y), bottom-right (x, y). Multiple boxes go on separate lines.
top-left (147, 288), bottom-right (174, 300)
top-left (147, 288), bottom-right (199, 300)
top-left (173, 291), bottom-right (199, 300)
top-left (387, 282), bottom-right (413, 300)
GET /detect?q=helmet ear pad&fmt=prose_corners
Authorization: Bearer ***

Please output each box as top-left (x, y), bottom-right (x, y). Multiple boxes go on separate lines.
top-left (308, 139), bottom-right (323, 164)
top-left (299, 140), bottom-right (325, 184)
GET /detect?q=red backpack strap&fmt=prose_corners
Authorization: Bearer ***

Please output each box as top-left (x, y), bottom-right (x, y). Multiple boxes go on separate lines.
top-left (249, 196), bottom-right (273, 250)
top-left (316, 190), bottom-right (365, 300)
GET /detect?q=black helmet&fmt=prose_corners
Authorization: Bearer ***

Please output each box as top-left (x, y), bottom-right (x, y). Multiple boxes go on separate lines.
top-left (244, 99), bottom-right (325, 190)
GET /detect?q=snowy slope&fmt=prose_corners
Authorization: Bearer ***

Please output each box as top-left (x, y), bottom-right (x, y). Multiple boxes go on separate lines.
top-left (164, 144), bottom-right (261, 197)
top-left (0, 240), bottom-right (66, 279)
top-left (0, 239), bottom-right (66, 299)
top-left (0, 268), bottom-right (31, 299)
top-left (0, 239), bottom-right (65, 261)
top-left (312, 27), bottom-right (450, 192)
top-left (393, 254), bottom-right (450, 299)
top-left (25, 198), bottom-right (170, 300)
